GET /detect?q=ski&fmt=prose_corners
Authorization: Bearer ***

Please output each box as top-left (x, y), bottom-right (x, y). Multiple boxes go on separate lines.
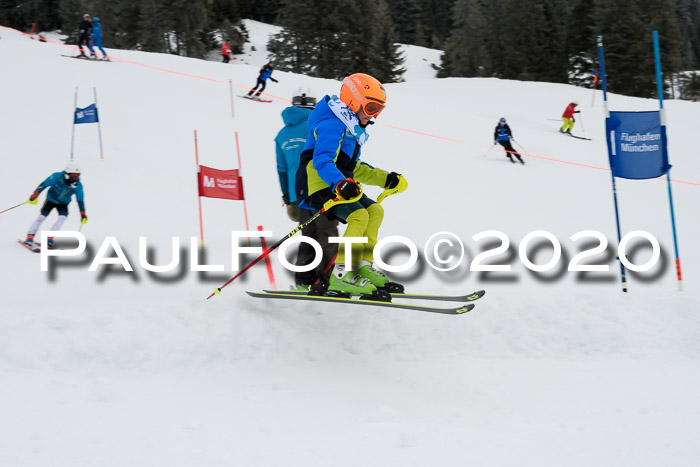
top-left (557, 130), bottom-right (591, 140)
top-left (17, 239), bottom-right (40, 252)
top-left (262, 289), bottom-right (485, 303)
top-left (567, 134), bottom-right (591, 140)
top-left (238, 95), bottom-right (272, 103)
top-left (61, 54), bottom-right (110, 61)
top-left (247, 291), bottom-right (475, 315)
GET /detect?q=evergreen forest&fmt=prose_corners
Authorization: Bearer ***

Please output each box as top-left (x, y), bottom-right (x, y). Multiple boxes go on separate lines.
top-left (2, 0), bottom-right (700, 99)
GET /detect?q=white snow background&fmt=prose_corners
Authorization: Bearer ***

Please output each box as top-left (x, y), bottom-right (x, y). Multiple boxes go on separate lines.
top-left (1, 20), bottom-right (699, 467)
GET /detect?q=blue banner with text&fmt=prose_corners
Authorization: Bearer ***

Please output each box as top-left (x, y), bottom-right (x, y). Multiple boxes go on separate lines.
top-left (605, 111), bottom-right (670, 179)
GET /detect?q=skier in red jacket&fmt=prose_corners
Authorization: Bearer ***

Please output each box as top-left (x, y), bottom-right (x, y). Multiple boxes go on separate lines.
top-left (560, 101), bottom-right (580, 134)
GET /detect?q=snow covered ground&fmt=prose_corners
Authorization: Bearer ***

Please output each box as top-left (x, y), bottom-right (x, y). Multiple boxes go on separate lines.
top-left (1, 20), bottom-right (699, 467)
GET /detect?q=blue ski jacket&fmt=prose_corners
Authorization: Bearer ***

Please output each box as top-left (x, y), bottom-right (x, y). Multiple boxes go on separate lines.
top-left (35, 172), bottom-right (86, 211)
top-left (258, 65), bottom-right (274, 81)
top-left (92, 22), bottom-right (102, 39)
top-left (275, 106), bottom-right (313, 203)
top-left (295, 95), bottom-right (388, 210)
top-left (495, 123), bottom-right (512, 141)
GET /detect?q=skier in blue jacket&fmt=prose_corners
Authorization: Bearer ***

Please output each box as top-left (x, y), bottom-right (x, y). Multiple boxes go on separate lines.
top-left (24, 163), bottom-right (88, 248)
top-left (276, 89), bottom-right (339, 289)
top-left (90, 17), bottom-right (109, 60)
top-left (246, 61), bottom-right (278, 99)
top-left (494, 117), bottom-right (523, 164)
top-left (295, 73), bottom-right (407, 297)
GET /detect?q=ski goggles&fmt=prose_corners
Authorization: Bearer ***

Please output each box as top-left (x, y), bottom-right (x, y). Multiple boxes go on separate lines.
top-left (362, 99), bottom-right (386, 118)
top-left (66, 173), bottom-right (80, 181)
top-left (292, 95), bottom-right (316, 108)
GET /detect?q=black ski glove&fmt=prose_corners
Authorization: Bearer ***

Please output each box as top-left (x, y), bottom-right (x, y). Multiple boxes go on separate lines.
top-left (334, 178), bottom-right (360, 200)
top-left (385, 172), bottom-right (401, 189)
top-left (282, 194), bottom-right (290, 205)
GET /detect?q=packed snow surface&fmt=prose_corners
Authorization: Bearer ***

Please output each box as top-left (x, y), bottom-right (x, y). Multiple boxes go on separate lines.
top-left (1, 20), bottom-right (699, 467)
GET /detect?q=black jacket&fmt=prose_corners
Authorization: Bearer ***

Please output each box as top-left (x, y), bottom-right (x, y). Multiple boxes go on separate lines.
top-left (78, 20), bottom-right (92, 39)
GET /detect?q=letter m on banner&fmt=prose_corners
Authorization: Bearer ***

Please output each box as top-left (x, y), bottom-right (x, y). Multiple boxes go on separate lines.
top-left (606, 111), bottom-right (671, 179)
top-left (198, 165), bottom-right (244, 200)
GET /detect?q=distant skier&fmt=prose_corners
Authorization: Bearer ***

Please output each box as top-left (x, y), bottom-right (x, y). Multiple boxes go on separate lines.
top-left (90, 17), bottom-right (109, 60)
top-left (276, 88), bottom-right (339, 290)
top-left (221, 41), bottom-right (232, 63)
top-left (246, 61), bottom-right (278, 99)
top-left (494, 117), bottom-right (523, 164)
top-left (295, 73), bottom-right (407, 296)
top-left (77, 14), bottom-right (93, 58)
top-left (560, 101), bottom-right (580, 134)
top-left (23, 163), bottom-right (87, 248)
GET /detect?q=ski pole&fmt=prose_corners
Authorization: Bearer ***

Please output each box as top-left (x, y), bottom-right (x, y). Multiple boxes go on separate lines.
top-left (0, 200), bottom-right (29, 215)
top-left (481, 144), bottom-right (496, 158)
top-left (207, 188), bottom-right (365, 300)
top-left (512, 139), bottom-right (527, 151)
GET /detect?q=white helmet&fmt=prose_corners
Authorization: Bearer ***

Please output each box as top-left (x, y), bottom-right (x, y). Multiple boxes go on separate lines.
top-left (63, 162), bottom-right (81, 185)
top-left (572, 100), bottom-right (579, 106)
top-left (64, 162), bottom-right (81, 174)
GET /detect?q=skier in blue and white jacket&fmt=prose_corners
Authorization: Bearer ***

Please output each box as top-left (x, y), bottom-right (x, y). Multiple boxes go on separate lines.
top-left (24, 163), bottom-right (88, 248)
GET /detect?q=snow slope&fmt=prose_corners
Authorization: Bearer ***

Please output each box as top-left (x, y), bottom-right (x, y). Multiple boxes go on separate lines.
top-left (1, 21), bottom-right (699, 467)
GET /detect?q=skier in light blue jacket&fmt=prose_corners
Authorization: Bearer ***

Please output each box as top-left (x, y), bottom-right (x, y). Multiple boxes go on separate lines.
top-left (275, 89), bottom-right (339, 289)
top-left (24, 163), bottom-right (88, 248)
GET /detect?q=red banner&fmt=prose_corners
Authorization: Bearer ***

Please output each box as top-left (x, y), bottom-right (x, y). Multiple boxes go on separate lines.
top-left (198, 165), bottom-right (244, 200)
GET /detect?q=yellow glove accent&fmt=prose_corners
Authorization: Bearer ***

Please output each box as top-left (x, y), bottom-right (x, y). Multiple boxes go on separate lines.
top-left (29, 198), bottom-right (38, 205)
top-left (81, 217), bottom-right (88, 225)
top-left (377, 175), bottom-right (408, 204)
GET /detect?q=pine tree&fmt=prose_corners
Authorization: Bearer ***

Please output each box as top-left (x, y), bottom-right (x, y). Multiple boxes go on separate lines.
top-left (640, 0), bottom-right (682, 98)
top-left (384, 0), bottom-right (422, 45)
top-left (500, 0), bottom-right (566, 83)
top-left (564, 0), bottom-right (597, 87)
top-left (366, 0), bottom-right (406, 83)
top-left (595, 0), bottom-right (654, 97)
top-left (137, 0), bottom-right (171, 53)
top-left (269, 0), bottom-right (403, 81)
top-left (437, 0), bottom-right (491, 78)
top-left (676, 0), bottom-right (700, 69)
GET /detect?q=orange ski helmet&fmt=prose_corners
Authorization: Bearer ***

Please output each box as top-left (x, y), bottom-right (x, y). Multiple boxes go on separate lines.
top-left (340, 73), bottom-right (387, 118)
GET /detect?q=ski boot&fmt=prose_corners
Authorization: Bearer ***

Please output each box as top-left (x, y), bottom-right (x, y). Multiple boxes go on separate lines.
top-left (357, 265), bottom-right (404, 294)
top-left (46, 237), bottom-right (55, 249)
top-left (24, 234), bottom-right (35, 246)
top-left (327, 271), bottom-right (390, 301)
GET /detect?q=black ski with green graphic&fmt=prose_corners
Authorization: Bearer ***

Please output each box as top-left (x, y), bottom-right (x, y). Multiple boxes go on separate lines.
top-left (247, 291), bottom-right (476, 315)
top-left (263, 289), bottom-right (485, 303)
